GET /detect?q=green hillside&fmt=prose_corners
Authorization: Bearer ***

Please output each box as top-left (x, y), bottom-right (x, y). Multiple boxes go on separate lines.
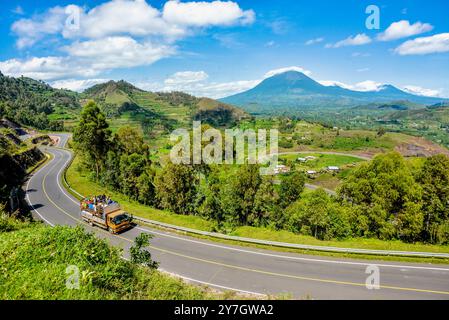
top-left (0, 72), bottom-right (79, 131)
top-left (81, 81), bottom-right (251, 142)
top-left (0, 215), bottom-right (223, 299)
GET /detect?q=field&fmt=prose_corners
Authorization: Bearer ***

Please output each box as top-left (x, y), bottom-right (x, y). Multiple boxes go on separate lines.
top-left (239, 118), bottom-right (447, 158)
top-left (279, 153), bottom-right (365, 170)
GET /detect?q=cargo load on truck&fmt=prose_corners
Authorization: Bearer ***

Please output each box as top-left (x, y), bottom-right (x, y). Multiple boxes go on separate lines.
top-left (80, 195), bottom-right (132, 234)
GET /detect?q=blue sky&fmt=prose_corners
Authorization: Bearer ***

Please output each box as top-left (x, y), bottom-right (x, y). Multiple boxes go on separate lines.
top-left (0, 0), bottom-right (448, 98)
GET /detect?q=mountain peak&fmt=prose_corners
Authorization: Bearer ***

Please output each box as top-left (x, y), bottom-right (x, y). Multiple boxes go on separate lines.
top-left (272, 70), bottom-right (310, 80)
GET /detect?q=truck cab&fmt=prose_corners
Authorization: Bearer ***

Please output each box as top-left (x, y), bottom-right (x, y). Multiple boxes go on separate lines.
top-left (107, 210), bottom-right (132, 234)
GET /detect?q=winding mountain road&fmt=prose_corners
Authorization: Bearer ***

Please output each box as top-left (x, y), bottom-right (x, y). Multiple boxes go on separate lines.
top-left (25, 134), bottom-right (449, 300)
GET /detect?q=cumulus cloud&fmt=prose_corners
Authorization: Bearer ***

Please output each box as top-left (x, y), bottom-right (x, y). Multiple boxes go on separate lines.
top-left (0, 37), bottom-right (175, 81)
top-left (63, 1), bottom-right (184, 40)
top-left (377, 20), bottom-right (433, 41)
top-left (162, 0), bottom-right (255, 27)
top-left (12, 0), bottom-right (255, 47)
top-left (395, 33), bottom-right (449, 55)
top-left (12, 6), bottom-right (68, 48)
top-left (402, 85), bottom-right (443, 97)
top-left (0, 56), bottom-right (99, 80)
top-left (143, 70), bottom-right (260, 98)
top-left (63, 36), bottom-right (175, 70)
top-left (51, 78), bottom-right (110, 92)
top-left (326, 33), bottom-right (372, 48)
top-left (264, 66), bottom-right (312, 78)
top-left (4, 0), bottom-right (254, 82)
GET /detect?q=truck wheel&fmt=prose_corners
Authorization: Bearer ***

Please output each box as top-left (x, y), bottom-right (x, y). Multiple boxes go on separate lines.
top-left (108, 227), bottom-right (114, 234)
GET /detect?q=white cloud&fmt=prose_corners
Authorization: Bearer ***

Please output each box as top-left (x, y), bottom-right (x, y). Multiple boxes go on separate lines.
top-left (164, 71), bottom-right (209, 85)
top-left (0, 36), bottom-right (175, 81)
top-left (264, 66), bottom-right (312, 78)
top-left (63, 2), bottom-right (184, 40)
top-left (51, 78), bottom-right (110, 92)
top-left (319, 80), bottom-right (385, 92)
top-left (0, 56), bottom-right (98, 80)
top-left (377, 20), bottom-right (433, 41)
top-left (63, 36), bottom-right (175, 70)
top-left (11, 1), bottom-right (255, 49)
top-left (12, 6), bottom-right (67, 48)
top-left (318, 80), bottom-right (353, 90)
top-left (357, 68), bottom-right (370, 73)
top-left (395, 33), bottom-right (449, 55)
top-left (305, 37), bottom-right (324, 46)
top-left (402, 85), bottom-right (443, 97)
top-left (326, 33), bottom-right (372, 48)
top-left (162, 0), bottom-right (255, 27)
top-left (138, 70), bottom-right (260, 99)
top-left (5, 1), bottom-right (254, 82)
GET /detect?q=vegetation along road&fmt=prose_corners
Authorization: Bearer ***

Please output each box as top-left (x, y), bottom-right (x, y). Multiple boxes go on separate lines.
top-left (24, 133), bottom-right (449, 300)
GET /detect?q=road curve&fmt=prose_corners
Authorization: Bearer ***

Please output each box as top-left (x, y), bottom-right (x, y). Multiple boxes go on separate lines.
top-left (25, 136), bottom-right (449, 300)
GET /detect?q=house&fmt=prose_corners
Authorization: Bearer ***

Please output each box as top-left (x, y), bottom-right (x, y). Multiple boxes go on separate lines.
top-left (297, 157), bottom-right (307, 162)
top-left (305, 156), bottom-right (317, 160)
top-left (327, 166), bottom-right (340, 172)
top-left (274, 165), bottom-right (291, 175)
top-left (306, 170), bottom-right (317, 178)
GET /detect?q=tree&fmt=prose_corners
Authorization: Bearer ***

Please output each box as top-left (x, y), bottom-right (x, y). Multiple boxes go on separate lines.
top-left (416, 154), bottom-right (449, 243)
top-left (73, 101), bottom-right (111, 180)
top-left (155, 163), bottom-right (199, 215)
top-left (220, 164), bottom-right (262, 226)
top-left (114, 126), bottom-right (148, 155)
top-left (130, 233), bottom-right (158, 269)
top-left (196, 168), bottom-right (224, 224)
top-left (119, 153), bottom-right (146, 199)
top-left (279, 171), bottom-right (305, 208)
top-left (137, 171), bottom-right (156, 206)
top-left (252, 177), bottom-right (279, 227)
top-left (338, 152), bottom-right (423, 240)
top-left (287, 189), bottom-right (351, 240)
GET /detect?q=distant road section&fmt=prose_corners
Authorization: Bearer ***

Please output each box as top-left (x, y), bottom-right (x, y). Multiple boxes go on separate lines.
top-left (25, 134), bottom-right (449, 300)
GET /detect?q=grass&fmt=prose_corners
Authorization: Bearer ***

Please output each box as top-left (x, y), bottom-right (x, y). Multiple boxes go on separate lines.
top-left (0, 217), bottom-right (229, 299)
top-left (280, 153), bottom-right (364, 170)
top-left (66, 154), bottom-right (449, 262)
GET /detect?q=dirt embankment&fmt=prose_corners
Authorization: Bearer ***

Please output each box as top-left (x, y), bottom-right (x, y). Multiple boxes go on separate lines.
top-left (395, 136), bottom-right (449, 157)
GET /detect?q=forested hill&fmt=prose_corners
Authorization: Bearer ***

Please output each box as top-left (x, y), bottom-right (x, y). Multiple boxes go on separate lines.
top-left (0, 72), bottom-right (80, 131)
top-left (81, 80), bottom-right (251, 128)
top-left (0, 73), bottom-right (250, 133)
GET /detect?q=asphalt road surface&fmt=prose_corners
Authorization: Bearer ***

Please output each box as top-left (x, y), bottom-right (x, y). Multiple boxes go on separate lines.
top-left (25, 134), bottom-right (449, 300)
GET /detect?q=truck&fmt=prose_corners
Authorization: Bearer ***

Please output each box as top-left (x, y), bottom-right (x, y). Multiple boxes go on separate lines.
top-left (80, 196), bottom-right (132, 234)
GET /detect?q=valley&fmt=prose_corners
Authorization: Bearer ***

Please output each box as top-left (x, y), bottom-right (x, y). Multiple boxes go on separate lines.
top-left (2, 69), bottom-right (449, 298)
